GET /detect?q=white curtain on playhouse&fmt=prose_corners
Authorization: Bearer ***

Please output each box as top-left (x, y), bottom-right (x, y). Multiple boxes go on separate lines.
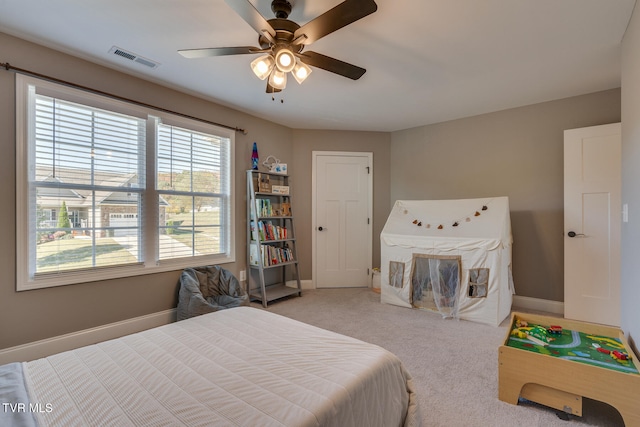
top-left (380, 197), bottom-right (514, 326)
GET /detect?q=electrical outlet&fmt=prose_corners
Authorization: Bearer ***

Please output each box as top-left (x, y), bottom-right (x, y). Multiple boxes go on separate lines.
top-left (239, 270), bottom-right (246, 281)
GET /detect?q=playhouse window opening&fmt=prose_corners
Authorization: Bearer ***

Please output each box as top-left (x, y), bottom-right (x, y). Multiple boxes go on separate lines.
top-left (468, 268), bottom-right (489, 298)
top-left (389, 261), bottom-right (405, 288)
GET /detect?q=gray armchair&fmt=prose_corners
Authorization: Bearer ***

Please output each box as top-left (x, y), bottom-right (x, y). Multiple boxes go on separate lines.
top-left (177, 265), bottom-right (249, 321)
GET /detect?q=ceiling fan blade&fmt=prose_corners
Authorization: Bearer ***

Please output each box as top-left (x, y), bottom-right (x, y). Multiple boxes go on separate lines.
top-left (178, 46), bottom-right (262, 58)
top-left (293, 0), bottom-right (377, 46)
top-left (224, 0), bottom-right (277, 40)
top-left (299, 51), bottom-right (366, 80)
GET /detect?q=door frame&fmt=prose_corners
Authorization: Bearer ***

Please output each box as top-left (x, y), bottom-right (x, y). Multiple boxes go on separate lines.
top-left (311, 151), bottom-right (373, 288)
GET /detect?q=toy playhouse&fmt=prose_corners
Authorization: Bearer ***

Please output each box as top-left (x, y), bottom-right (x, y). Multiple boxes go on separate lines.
top-left (380, 197), bottom-right (514, 326)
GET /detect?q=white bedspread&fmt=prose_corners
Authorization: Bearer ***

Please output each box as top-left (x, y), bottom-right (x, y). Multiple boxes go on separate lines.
top-left (23, 307), bottom-right (419, 427)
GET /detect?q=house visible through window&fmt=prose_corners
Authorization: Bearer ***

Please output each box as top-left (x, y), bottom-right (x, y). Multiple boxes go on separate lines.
top-left (16, 75), bottom-right (235, 290)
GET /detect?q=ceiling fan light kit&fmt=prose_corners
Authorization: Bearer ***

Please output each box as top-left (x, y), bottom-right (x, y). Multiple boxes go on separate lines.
top-left (268, 68), bottom-right (287, 90)
top-left (292, 58), bottom-right (312, 84)
top-left (179, 0), bottom-right (378, 93)
top-left (274, 46), bottom-right (296, 73)
top-left (251, 54), bottom-right (275, 80)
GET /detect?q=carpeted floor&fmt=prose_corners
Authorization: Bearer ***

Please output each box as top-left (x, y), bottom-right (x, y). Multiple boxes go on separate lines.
top-left (256, 288), bottom-right (625, 427)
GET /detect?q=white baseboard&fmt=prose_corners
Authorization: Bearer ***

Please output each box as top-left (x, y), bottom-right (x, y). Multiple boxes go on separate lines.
top-left (299, 279), bottom-right (314, 290)
top-left (286, 279), bottom-right (314, 290)
top-left (512, 295), bottom-right (564, 315)
top-left (0, 309), bottom-right (176, 365)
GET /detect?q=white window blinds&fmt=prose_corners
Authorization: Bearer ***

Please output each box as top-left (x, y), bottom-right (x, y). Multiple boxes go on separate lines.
top-left (16, 75), bottom-right (235, 291)
top-left (33, 95), bottom-right (146, 274)
top-left (156, 123), bottom-right (231, 260)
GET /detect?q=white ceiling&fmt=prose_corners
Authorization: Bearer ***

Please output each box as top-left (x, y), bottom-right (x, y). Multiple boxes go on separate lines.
top-left (0, 0), bottom-right (635, 132)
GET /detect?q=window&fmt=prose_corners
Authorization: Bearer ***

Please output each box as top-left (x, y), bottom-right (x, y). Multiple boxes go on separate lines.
top-left (16, 75), bottom-right (235, 290)
top-left (156, 123), bottom-right (230, 259)
top-left (468, 268), bottom-right (489, 298)
top-left (389, 261), bottom-right (405, 288)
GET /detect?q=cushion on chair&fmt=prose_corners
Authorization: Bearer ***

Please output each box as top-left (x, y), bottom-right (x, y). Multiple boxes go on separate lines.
top-left (177, 265), bottom-right (249, 321)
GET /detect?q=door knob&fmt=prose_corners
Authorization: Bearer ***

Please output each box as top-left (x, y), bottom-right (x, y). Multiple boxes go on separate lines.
top-left (318, 226), bottom-right (325, 231)
top-left (567, 231), bottom-right (585, 238)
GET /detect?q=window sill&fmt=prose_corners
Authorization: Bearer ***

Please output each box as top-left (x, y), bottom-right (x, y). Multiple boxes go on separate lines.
top-left (17, 253), bottom-right (235, 291)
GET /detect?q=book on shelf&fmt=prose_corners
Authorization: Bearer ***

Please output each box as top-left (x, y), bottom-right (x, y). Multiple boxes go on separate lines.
top-left (251, 220), bottom-right (289, 241)
top-left (251, 244), bottom-right (295, 267)
top-left (256, 199), bottom-right (292, 218)
top-left (257, 220), bottom-right (287, 240)
top-left (255, 198), bottom-right (273, 217)
top-left (249, 243), bottom-right (260, 266)
top-left (249, 220), bottom-right (259, 241)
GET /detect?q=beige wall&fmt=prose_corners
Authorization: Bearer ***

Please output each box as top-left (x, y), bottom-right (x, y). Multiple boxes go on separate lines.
top-left (390, 89), bottom-right (621, 302)
top-left (1, 29), bottom-right (632, 351)
top-left (291, 130), bottom-right (391, 280)
top-left (0, 32), bottom-right (293, 348)
top-left (621, 5), bottom-right (640, 350)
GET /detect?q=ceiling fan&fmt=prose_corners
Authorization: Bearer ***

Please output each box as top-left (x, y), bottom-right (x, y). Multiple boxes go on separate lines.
top-left (178, 0), bottom-right (378, 93)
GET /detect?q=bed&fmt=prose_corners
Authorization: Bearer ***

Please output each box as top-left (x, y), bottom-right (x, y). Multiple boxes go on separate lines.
top-left (1, 307), bottom-right (420, 427)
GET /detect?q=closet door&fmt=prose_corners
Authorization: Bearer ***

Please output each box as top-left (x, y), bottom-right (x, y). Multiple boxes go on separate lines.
top-left (564, 123), bottom-right (621, 326)
top-left (313, 152), bottom-right (372, 288)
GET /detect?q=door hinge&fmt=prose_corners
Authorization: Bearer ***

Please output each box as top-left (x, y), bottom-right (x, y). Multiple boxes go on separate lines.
top-left (366, 166), bottom-right (370, 174)
top-left (367, 218), bottom-right (370, 224)
top-left (367, 268), bottom-right (370, 275)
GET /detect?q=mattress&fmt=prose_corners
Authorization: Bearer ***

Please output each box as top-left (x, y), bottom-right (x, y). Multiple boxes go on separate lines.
top-left (15, 307), bottom-right (419, 426)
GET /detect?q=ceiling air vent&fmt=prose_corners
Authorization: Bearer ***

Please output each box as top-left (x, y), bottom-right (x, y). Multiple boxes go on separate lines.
top-left (108, 46), bottom-right (160, 69)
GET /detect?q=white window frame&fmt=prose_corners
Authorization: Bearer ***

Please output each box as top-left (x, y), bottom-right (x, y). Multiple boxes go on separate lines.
top-left (16, 75), bottom-right (235, 291)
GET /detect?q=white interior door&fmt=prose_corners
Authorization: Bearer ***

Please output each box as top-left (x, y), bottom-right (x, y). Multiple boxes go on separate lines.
top-left (564, 123), bottom-right (621, 326)
top-left (313, 152), bottom-right (372, 288)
